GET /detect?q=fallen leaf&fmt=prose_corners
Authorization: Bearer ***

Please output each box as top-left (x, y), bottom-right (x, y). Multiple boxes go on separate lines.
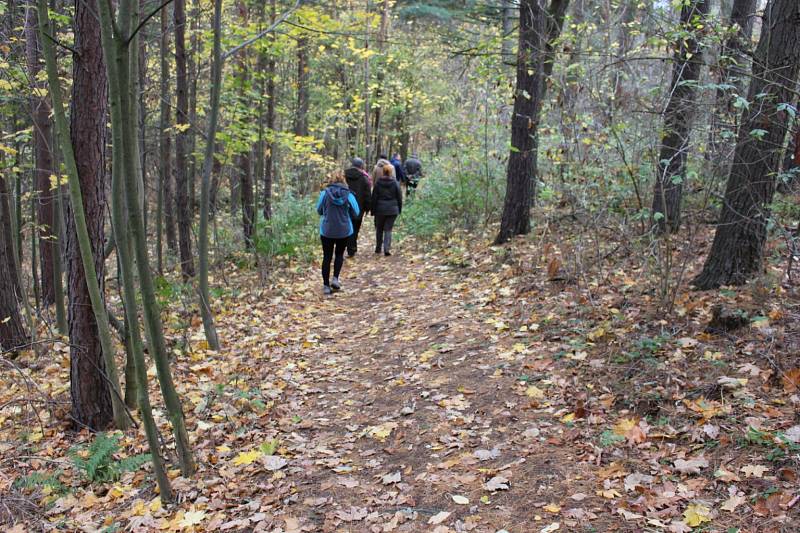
top-left (740, 464), bottom-right (768, 478)
top-left (452, 495), bottom-right (469, 505)
top-left (721, 495), bottom-right (746, 512)
top-left (427, 511), bottom-right (451, 525)
top-left (179, 509), bottom-right (206, 529)
top-left (233, 450), bottom-right (262, 466)
top-left (673, 456), bottom-right (709, 475)
top-left (484, 475), bottom-right (509, 491)
top-left (683, 504), bottom-right (712, 527)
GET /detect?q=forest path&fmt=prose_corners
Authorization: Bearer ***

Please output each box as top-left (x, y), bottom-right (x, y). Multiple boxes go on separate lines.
top-left (239, 232), bottom-right (606, 532)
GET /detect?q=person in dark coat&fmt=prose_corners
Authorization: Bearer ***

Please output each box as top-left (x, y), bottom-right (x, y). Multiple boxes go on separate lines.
top-left (316, 172), bottom-right (360, 295)
top-left (371, 164), bottom-right (402, 256)
top-left (403, 155), bottom-right (422, 198)
top-left (344, 158), bottom-right (372, 257)
top-left (390, 153), bottom-right (406, 184)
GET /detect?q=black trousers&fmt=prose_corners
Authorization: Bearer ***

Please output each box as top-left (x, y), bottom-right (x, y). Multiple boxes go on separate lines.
top-left (347, 213), bottom-right (364, 255)
top-left (321, 236), bottom-right (348, 286)
top-left (375, 214), bottom-right (397, 252)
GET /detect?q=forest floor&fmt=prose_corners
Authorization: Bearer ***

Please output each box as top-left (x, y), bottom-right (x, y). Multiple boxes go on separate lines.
top-left (2, 226), bottom-right (800, 532)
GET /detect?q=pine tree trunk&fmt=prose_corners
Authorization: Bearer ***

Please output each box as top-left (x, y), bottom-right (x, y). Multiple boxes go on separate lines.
top-left (693, 0), bottom-right (800, 289)
top-left (0, 174), bottom-right (28, 352)
top-left (174, 0), bottom-right (195, 279)
top-left (35, 0), bottom-right (127, 430)
top-left (66, 0), bottom-right (113, 430)
top-left (650, 0), bottom-right (709, 233)
top-left (25, 3), bottom-right (56, 305)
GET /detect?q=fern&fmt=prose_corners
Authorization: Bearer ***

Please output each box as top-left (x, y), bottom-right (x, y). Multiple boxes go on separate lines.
top-left (71, 432), bottom-right (151, 484)
top-left (13, 471), bottom-right (68, 495)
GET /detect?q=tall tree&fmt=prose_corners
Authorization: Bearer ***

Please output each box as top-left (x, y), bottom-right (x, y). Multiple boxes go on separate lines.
top-left (236, 0), bottom-right (255, 249)
top-left (0, 174), bottom-right (28, 352)
top-left (495, 0), bottom-right (569, 244)
top-left (693, 0), bottom-right (800, 289)
top-left (159, 6), bottom-right (177, 262)
top-left (650, 0), bottom-right (709, 233)
top-left (24, 2), bottom-right (57, 305)
top-left (174, 0), bottom-right (195, 279)
top-left (66, 0), bottom-right (120, 429)
top-left (262, 0), bottom-right (277, 220)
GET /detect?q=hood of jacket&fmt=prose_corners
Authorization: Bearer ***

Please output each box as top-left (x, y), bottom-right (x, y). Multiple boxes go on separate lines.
top-left (325, 183), bottom-right (350, 206)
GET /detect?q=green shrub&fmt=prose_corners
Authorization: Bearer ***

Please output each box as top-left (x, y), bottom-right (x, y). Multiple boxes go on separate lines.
top-left (254, 191), bottom-right (319, 263)
top-left (70, 432), bottom-right (150, 484)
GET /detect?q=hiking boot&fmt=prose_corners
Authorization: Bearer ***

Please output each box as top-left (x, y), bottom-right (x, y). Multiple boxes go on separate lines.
top-left (331, 277), bottom-right (341, 291)
top-left (375, 247), bottom-right (381, 254)
top-left (323, 285), bottom-right (333, 295)
top-left (384, 251), bottom-right (392, 257)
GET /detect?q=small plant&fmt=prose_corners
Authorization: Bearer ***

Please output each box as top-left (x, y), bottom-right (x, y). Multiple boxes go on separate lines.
top-left (71, 432), bottom-right (151, 484)
top-left (599, 429), bottom-right (625, 448)
top-left (13, 470), bottom-right (68, 496)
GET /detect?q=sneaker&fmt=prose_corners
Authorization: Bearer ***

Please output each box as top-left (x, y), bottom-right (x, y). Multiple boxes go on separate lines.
top-left (323, 285), bottom-right (333, 295)
top-left (331, 277), bottom-right (341, 291)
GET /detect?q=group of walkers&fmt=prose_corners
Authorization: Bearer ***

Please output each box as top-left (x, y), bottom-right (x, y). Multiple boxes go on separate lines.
top-left (315, 153), bottom-right (423, 295)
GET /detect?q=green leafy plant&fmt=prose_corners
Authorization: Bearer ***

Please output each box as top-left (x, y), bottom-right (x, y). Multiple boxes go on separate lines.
top-left (13, 470), bottom-right (68, 495)
top-left (71, 432), bottom-right (151, 484)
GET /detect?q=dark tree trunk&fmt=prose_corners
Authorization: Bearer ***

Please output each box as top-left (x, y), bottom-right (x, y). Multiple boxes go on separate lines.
top-left (210, 143), bottom-right (222, 219)
top-left (174, 0), bottom-right (195, 279)
top-left (67, 0), bottom-right (112, 430)
top-left (294, 37), bottom-right (309, 138)
top-left (693, 0), bottom-right (800, 289)
top-left (495, 0), bottom-right (569, 244)
top-left (160, 7), bottom-right (177, 253)
top-left (188, 0), bottom-right (200, 216)
top-left (25, 4), bottom-right (56, 305)
top-left (1, 175), bottom-right (20, 297)
top-left (236, 0), bottom-right (254, 248)
top-left (650, 0), bottom-right (709, 233)
top-left (0, 174), bottom-right (28, 352)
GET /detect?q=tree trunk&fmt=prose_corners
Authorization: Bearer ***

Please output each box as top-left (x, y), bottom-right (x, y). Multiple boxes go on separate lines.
top-left (174, 0), bottom-right (195, 279)
top-left (36, 0), bottom-right (127, 430)
top-left (0, 174), bottom-right (28, 352)
top-left (693, 0), bottom-right (800, 289)
top-left (501, 0), bottom-right (515, 64)
top-left (66, 0), bottom-right (114, 430)
top-left (188, 0), bottom-right (200, 216)
top-left (159, 6), bottom-right (176, 257)
top-left (25, 3), bottom-right (56, 305)
top-left (495, 0), bottom-right (569, 244)
top-left (197, 0), bottom-right (222, 352)
top-left (236, 0), bottom-right (255, 249)
top-left (263, 0), bottom-right (276, 220)
top-left (650, 0), bottom-right (709, 233)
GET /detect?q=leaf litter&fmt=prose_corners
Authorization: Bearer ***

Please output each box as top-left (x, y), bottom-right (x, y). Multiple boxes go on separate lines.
top-left (1, 232), bottom-right (800, 531)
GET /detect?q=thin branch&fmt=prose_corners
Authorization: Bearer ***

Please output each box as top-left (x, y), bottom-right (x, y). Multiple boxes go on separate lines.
top-left (125, 0), bottom-right (176, 46)
top-left (222, 0), bottom-right (302, 60)
top-left (41, 31), bottom-right (79, 56)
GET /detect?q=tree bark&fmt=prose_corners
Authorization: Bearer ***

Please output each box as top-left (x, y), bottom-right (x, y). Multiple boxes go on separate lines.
top-left (66, 0), bottom-right (113, 430)
top-left (0, 174), bottom-right (28, 352)
top-left (25, 3), bottom-right (56, 305)
top-left (236, 0), bottom-right (254, 249)
top-left (263, 0), bottom-right (277, 220)
top-left (159, 6), bottom-right (176, 256)
top-left (174, 0), bottom-right (195, 279)
top-left (496, 0), bottom-right (569, 244)
top-left (693, 0), bottom-right (800, 289)
top-left (650, 0), bottom-right (709, 233)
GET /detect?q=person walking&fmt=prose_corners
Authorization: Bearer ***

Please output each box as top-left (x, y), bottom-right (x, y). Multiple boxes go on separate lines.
top-left (316, 172), bottom-right (360, 295)
top-left (344, 158), bottom-right (372, 257)
top-left (390, 153), bottom-right (406, 185)
top-left (371, 164), bottom-right (402, 256)
top-left (373, 154), bottom-right (394, 183)
top-left (403, 154), bottom-right (422, 199)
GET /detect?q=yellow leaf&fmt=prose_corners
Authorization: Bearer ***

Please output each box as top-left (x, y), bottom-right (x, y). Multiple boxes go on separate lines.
top-left (683, 504), bottom-right (712, 527)
top-left (543, 503), bottom-right (561, 513)
top-left (560, 412), bottom-right (575, 423)
top-left (613, 417), bottom-right (638, 436)
top-left (367, 422), bottom-right (397, 441)
top-left (526, 385), bottom-right (545, 399)
top-left (108, 485), bottom-right (125, 499)
top-left (232, 449), bottom-right (262, 466)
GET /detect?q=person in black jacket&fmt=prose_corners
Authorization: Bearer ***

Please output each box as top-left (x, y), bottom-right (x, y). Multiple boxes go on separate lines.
top-left (371, 163), bottom-right (402, 256)
top-left (344, 158), bottom-right (372, 257)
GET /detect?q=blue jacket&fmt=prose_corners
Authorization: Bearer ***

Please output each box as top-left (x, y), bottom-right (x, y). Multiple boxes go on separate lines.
top-left (316, 183), bottom-right (360, 238)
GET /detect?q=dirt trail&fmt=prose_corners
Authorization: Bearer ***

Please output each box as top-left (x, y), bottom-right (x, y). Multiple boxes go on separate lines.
top-left (259, 239), bottom-right (605, 532)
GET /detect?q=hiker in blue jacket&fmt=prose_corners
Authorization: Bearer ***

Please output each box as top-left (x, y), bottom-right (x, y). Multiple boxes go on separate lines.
top-left (316, 172), bottom-right (360, 295)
